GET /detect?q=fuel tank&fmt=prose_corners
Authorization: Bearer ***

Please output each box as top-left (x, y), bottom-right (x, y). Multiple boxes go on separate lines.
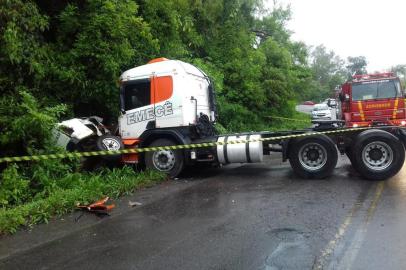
top-left (216, 134), bottom-right (263, 164)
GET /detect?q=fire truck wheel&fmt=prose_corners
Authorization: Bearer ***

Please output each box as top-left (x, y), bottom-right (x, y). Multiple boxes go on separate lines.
top-left (96, 134), bottom-right (124, 161)
top-left (352, 130), bottom-right (405, 180)
top-left (289, 135), bottom-right (338, 179)
top-left (145, 138), bottom-right (185, 178)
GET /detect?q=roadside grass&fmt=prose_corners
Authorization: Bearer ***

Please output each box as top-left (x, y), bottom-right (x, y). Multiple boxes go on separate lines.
top-left (0, 165), bottom-right (165, 234)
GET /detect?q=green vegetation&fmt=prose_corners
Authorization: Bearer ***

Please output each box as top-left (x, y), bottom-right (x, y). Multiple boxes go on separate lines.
top-left (391, 65), bottom-right (406, 87)
top-left (0, 91), bottom-right (164, 234)
top-left (0, 0), bottom-right (320, 134)
top-left (268, 111), bottom-right (311, 131)
top-left (1, 0), bottom-right (371, 137)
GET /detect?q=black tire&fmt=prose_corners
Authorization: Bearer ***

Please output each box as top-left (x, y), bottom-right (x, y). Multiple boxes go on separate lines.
top-left (96, 134), bottom-right (124, 161)
top-left (289, 135), bottom-right (338, 179)
top-left (352, 129), bottom-right (405, 181)
top-left (144, 138), bottom-right (184, 178)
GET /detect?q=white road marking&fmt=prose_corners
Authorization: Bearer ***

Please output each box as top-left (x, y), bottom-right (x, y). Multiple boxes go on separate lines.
top-left (313, 182), bottom-right (385, 270)
top-left (333, 182), bottom-right (385, 270)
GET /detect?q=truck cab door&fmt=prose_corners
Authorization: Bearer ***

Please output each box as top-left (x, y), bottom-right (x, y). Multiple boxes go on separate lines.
top-left (151, 75), bottom-right (180, 128)
top-left (119, 75), bottom-right (178, 139)
top-left (118, 78), bottom-right (153, 139)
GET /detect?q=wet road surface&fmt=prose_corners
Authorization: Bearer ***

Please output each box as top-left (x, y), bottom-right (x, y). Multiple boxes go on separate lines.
top-left (1, 154), bottom-right (406, 270)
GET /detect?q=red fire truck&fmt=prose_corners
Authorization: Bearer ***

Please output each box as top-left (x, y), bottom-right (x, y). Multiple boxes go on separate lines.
top-left (339, 72), bottom-right (406, 127)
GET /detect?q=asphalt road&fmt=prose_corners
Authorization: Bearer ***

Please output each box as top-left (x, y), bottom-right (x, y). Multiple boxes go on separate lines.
top-left (1, 155), bottom-right (406, 270)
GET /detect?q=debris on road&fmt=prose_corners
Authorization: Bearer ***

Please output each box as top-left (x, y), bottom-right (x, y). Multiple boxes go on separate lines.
top-left (128, 200), bottom-right (143, 207)
top-left (76, 197), bottom-right (115, 220)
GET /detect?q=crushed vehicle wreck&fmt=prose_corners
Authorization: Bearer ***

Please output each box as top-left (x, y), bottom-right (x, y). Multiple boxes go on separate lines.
top-left (54, 116), bottom-right (124, 169)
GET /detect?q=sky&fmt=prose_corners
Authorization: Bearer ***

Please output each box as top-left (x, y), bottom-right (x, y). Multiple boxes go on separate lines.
top-left (266, 0), bottom-right (406, 72)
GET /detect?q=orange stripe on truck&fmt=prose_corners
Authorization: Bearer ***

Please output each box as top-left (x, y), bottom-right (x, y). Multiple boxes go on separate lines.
top-left (357, 101), bottom-right (365, 121)
top-left (392, 98), bottom-right (399, 119)
top-left (151, 76), bottom-right (173, 104)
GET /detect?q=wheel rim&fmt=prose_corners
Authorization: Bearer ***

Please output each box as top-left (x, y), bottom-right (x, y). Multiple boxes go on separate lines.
top-left (298, 142), bottom-right (328, 171)
top-left (102, 138), bottom-right (121, 150)
top-left (152, 150), bottom-right (176, 172)
top-left (362, 141), bottom-right (393, 171)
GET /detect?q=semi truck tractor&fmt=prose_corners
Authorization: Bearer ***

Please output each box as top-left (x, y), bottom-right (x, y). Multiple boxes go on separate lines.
top-left (57, 58), bottom-right (406, 180)
top-left (338, 72), bottom-right (406, 127)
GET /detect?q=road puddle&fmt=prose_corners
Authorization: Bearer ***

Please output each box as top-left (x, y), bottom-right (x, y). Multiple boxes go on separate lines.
top-left (264, 228), bottom-right (314, 270)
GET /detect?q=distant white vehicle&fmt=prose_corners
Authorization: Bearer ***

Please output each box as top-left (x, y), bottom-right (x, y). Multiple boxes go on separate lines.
top-left (323, 98), bottom-right (337, 108)
top-left (312, 103), bottom-right (332, 120)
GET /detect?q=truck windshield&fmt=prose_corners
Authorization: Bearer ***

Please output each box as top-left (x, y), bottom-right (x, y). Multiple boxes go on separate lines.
top-left (352, 80), bottom-right (401, 101)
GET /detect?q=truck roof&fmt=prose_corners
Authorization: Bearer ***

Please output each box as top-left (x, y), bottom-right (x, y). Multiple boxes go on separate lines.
top-left (120, 58), bottom-right (207, 82)
top-left (351, 72), bottom-right (398, 83)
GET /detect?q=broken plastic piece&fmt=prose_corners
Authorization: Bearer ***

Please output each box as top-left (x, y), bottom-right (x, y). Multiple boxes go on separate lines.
top-left (76, 197), bottom-right (115, 215)
top-left (128, 200), bottom-right (142, 207)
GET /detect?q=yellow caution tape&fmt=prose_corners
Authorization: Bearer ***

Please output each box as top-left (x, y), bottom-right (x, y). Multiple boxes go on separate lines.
top-left (0, 127), bottom-right (372, 163)
top-left (267, 116), bottom-right (311, 123)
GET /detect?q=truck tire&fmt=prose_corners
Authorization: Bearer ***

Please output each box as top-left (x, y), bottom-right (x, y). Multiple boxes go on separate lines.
top-left (96, 134), bottom-right (124, 161)
top-left (144, 138), bottom-right (184, 178)
top-left (289, 135), bottom-right (338, 179)
top-left (352, 130), bottom-right (405, 181)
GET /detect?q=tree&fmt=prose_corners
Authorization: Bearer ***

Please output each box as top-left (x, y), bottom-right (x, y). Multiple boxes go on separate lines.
top-left (0, 0), bottom-right (158, 123)
top-left (0, 0), bottom-right (319, 136)
top-left (296, 45), bottom-right (346, 102)
top-left (346, 56), bottom-right (368, 75)
top-left (311, 46), bottom-right (345, 85)
top-left (392, 65), bottom-right (406, 88)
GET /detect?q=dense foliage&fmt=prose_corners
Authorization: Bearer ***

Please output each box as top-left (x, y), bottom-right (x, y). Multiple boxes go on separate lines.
top-left (0, 0), bottom-right (314, 134)
top-left (1, 0), bottom-right (378, 135)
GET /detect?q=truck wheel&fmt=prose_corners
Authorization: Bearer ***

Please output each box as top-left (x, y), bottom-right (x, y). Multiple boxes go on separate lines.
top-left (96, 134), bottom-right (124, 161)
top-left (352, 130), bottom-right (405, 180)
top-left (144, 138), bottom-right (184, 178)
top-left (289, 135), bottom-right (338, 179)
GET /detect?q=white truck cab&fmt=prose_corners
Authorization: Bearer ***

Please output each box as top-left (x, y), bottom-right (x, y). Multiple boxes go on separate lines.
top-left (118, 58), bottom-right (216, 140)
